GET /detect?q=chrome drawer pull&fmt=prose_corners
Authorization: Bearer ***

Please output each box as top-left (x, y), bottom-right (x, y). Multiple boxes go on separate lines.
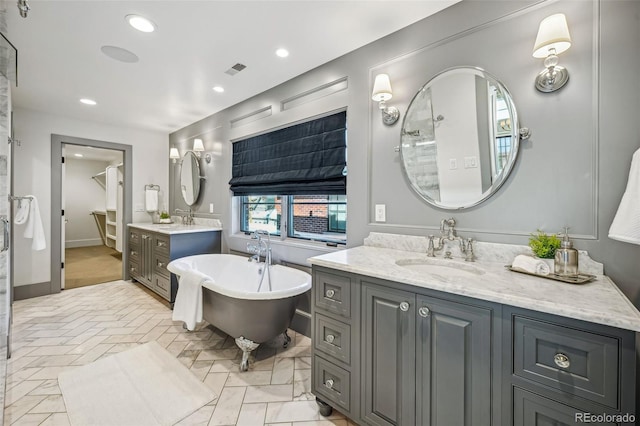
top-left (130, 267), bottom-right (137, 273)
top-left (157, 241), bottom-right (166, 247)
top-left (554, 353), bottom-right (570, 369)
top-left (131, 250), bottom-right (137, 256)
top-left (157, 261), bottom-right (165, 268)
top-left (325, 289), bottom-right (335, 298)
top-left (325, 334), bottom-right (335, 344)
top-left (418, 307), bottom-right (430, 318)
top-left (399, 301), bottom-right (410, 312)
top-left (325, 378), bottom-right (334, 389)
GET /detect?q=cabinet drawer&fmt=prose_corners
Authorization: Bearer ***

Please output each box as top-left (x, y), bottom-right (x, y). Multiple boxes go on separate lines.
top-left (314, 313), bottom-right (351, 365)
top-left (154, 275), bottom-right (170, 300)
top-left (154, 254), bottom-right (170, 279)
top-left (314, 271), bottom-right (351, 318)
top-left (313, 355), bottom-right (350, 412)
top-left (513, 316), bottom-right (619, 408)
top-left (129, 229), bottom-right (141, 245)
top-left (513, 387), bottom-right (616, 426)
top-left (154, 235), bottom-right (170, 255)
top-left (129, 261), bottom-right (140, 278)
top-left (129, 246), bottom-right (140, 263)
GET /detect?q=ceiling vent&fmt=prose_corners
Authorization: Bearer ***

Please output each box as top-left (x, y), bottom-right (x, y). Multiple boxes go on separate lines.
top-left (225, 63), bottom-right (247, 76)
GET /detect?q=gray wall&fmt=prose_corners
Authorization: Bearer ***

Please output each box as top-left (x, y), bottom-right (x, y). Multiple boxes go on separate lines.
top-left (170, 1), bottom-right (640, 305)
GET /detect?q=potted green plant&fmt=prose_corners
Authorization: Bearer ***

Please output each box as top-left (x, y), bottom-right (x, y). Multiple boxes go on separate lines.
top-left (529, 230), bottom-right (561, 259)
top-left (159, 211), bottom-right (171, 224)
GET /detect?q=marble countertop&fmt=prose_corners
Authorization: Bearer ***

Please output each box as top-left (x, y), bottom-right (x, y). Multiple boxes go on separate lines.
top-left (308, 238), bottom-right (640, 332)
top-left (128, 222), bottom-right (222, 235)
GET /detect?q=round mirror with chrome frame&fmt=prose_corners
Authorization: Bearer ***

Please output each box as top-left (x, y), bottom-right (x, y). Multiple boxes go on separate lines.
top-left (180, 151), bottom-right (202, 206)
top-left (400, 66), bottom-right (526, 210)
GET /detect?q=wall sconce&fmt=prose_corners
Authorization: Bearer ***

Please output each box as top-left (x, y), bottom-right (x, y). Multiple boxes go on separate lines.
top-left (192, 138), bottom-right (212, 163)
top-left (532, 13), bottom-right (572, 93)
top-left (372, 73), bottom-right (400, 125)
top-left (169, 147), bottom-right (180, 163)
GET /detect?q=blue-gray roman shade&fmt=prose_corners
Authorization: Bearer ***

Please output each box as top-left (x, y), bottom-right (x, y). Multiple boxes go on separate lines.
top-left (229, 111), bottom-right (346, 196)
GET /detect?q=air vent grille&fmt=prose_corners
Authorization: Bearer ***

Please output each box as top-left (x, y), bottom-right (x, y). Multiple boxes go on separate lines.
top-left (225, 63), bottom-right (247, 76)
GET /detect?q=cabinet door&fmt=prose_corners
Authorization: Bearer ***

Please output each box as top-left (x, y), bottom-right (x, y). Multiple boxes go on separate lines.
top-left (416, 295), bottom-right (492, 426)
top-left (362, 282), bottom-right (416, 426)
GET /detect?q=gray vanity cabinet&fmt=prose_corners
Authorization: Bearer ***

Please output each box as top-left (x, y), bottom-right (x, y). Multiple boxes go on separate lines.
top-left (312, 266), bottom-right (496, 426)
top-left (361, 281), bottom-right (492, 426)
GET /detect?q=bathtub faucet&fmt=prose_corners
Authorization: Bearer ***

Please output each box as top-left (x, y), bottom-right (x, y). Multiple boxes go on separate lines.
top-left (247, 230), bottom-right (272, 266)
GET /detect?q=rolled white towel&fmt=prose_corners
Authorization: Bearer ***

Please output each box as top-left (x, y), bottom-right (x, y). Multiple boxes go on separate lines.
top-left (512, 255), bottom-right (551, 276)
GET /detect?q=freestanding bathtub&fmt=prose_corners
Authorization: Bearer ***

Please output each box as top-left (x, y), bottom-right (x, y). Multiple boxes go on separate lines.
top-left (167, 254), bottom-right (311, 370)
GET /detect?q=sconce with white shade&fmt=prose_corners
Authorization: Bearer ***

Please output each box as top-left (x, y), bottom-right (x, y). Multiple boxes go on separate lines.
top-left (192, 138), bottom-right (212, 163)
top-left (169, 148), bottom-right (180, 163)
top-left (372, 73), bottom-right (400, 125)
top-left (532, 13), bottom-right (572, 93)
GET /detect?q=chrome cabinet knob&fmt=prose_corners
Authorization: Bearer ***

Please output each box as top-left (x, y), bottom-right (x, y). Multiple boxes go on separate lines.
top-left (418, 307), bottom-right (430, 318)
top-left (325, 289), bottom-right (335, 298)
top-left (325, 334), bottom-right (335, 344)
top-left (399, 301), bottom-right (410, 312)
top-left (554, 353), bottom-right (570, 369)
top-left (325, 378), bottom-right (334, 389)
top-left (131, 250), bottom-right (137, 256)
top-left (141, 235), bottom-right (148, 240)
top-left (157, 261), bottom-right (165, 268)
top-left (157, 241), bottom-right (166, 247)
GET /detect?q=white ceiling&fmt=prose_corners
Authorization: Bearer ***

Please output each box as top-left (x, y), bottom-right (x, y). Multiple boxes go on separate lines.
top-left (7, 1), bottom-right (458, 134)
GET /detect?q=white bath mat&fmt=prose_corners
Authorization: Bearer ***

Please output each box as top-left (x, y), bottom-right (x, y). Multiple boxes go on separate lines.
top-left (58, 341), bottom-right (216, 426)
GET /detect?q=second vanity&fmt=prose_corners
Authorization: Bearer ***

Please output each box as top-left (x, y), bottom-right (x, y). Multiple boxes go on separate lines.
top-left (127, 223), bottom-right (222, 303)
top-left (308, 233), bottom-right (640, 426)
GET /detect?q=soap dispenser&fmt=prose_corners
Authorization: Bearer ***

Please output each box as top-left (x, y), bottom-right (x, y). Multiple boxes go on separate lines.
top-left (554, 228), bottom-right (579, 277)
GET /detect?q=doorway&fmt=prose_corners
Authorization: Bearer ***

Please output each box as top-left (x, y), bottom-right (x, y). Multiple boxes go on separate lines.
top-left (51, 135), bottom-right (133, 293)
top-left (63, 145), bottom-right (123, 289)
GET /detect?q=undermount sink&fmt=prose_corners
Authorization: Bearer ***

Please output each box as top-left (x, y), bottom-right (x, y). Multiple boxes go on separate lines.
top-left (395, 258), bottom-right (486, 276)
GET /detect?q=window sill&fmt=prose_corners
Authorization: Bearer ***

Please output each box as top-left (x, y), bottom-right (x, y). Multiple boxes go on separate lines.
top-left (228, 232), bottom-right (344, 266)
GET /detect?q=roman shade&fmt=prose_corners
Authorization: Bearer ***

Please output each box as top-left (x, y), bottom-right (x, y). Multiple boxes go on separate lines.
top-left (229, 111), bottom-right (346, 196)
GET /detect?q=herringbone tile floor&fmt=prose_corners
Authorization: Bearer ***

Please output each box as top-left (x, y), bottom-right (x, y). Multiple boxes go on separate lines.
top-left (3, 280), bottom-right (352, 425)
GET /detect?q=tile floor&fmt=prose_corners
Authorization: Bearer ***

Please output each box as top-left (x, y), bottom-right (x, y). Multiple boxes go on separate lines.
top-left (3, 280), bottom-right (353, 426)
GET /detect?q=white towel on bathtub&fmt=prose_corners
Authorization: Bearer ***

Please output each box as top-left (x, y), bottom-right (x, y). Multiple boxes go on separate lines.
top-left (173, 269), bottom-right (210, 331)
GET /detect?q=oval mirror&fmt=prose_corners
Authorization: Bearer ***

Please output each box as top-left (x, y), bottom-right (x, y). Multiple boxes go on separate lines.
top-left (180, 151), bottom-right (201, 206)
top-left (400, 67), bottom-right (521, 210)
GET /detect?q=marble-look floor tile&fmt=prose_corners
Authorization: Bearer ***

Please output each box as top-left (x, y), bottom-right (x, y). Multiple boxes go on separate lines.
top-left (4, 281), bottom-right (334, 426)
top-left (236, 402), bottom-right (267, 426)
top-left (244, 385), bottom-right (293, 403)
top-left (264, 401), bottom-right (344, 424)
top-left (208, 387), bottom-right (246, 426)
top-left (271, 357), bottom-right (294, 385)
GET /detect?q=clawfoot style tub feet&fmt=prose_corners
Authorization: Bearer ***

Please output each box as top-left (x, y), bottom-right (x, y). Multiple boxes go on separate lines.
top-left (283, 330), bottom-right (292, 348)
top-left (235, 336), bottom-right (259, 372)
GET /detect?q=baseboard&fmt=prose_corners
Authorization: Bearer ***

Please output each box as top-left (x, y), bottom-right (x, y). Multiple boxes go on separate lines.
top-left (14, 281), bottom-right (56, 300)
top-left (65, 239), bottom-right (104, 248)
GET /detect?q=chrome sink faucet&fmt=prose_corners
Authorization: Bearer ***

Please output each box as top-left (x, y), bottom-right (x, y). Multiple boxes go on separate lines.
top-left (427, 218), bottom-right (475, 262)
top-left (174, 208), bottom-right (194, 225)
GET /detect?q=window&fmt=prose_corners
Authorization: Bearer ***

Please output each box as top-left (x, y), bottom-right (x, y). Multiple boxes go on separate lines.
top-left (232, 111), bottom-right (347, 245)
top-left (240, 195), bottom-right (346, 245)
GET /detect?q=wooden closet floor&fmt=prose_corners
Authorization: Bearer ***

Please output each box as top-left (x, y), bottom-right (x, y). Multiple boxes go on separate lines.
top-left (64, 245), bottom-right (122, 289)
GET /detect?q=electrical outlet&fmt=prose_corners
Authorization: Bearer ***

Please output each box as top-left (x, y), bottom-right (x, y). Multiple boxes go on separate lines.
top-left (209, 203), bottom-right (214, 213)
top-left (375, 204), bottom-right (386, 222)
top-left (449, 158), bottom-right (457, 170)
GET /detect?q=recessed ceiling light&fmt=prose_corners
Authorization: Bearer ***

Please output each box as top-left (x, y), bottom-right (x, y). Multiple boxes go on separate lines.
top-left (80, 98), bottom-right (97, 106)
top-left (212, 86), bottom-right (224, 93)
top-left (101, 46), bottom-right (139, 63)
top-left (126, 14), bottom-right (156, 33)
top-left (275, 48), bottom-right (289, 58)
top-left (74, 153), bottom-right (84, 158)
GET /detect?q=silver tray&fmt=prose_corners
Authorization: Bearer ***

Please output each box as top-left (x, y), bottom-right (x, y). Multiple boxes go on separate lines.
top-left (505, 265), bottom-right (596, 285)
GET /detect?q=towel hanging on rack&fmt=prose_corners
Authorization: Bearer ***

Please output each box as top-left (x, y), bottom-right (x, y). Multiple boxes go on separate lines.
top-left (609, 148), bottom-right (640, 245)
top-left (145, 186), bottom-right (159, 212)
top-left (13, 195), bottom-right (46, 251)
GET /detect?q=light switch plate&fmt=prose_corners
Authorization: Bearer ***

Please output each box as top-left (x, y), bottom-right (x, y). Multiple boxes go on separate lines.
top-left (375, 204), bottom-right (386, 222)
top-left (449, 158), bottom-right (457, 170)
top-left (464, 156), bottom-right (478, 168)
top-left (209, 203), bottom-right (214, 213)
